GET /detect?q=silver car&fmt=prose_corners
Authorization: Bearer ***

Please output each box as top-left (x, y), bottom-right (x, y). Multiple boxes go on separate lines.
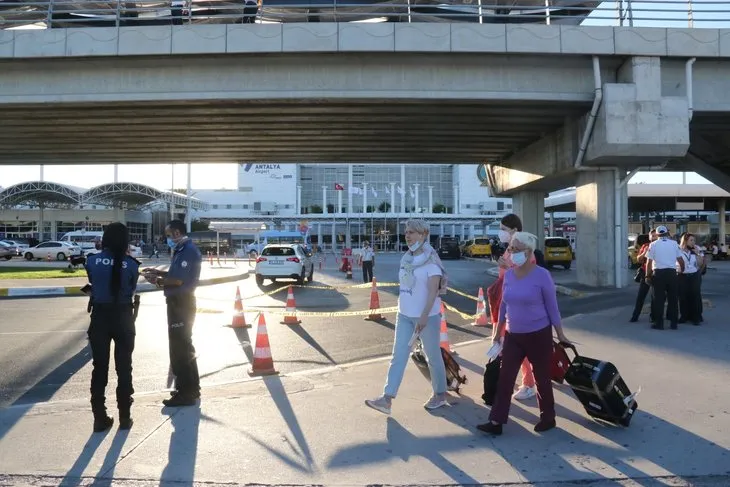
top-left (0, 241), bottom-right (15, 260)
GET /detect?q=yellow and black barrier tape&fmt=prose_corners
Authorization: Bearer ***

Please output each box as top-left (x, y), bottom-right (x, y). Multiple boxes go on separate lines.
top-left (242, 306), bottom-right (400, 318)
top-left (445, 287), bottom-right (480, 302)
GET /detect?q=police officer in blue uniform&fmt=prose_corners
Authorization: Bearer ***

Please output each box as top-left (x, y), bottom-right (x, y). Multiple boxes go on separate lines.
top-left (85, 222), bottom-right (140, 432)
top-left (143, 220), bottom-right (202, 407)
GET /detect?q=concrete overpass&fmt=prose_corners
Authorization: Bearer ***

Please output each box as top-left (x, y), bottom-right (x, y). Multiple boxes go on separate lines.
top-left (2, 22), bottom-right (730, 286)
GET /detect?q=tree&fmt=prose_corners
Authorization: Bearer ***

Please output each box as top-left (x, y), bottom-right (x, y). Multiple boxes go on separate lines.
top-left (378, 201), bottom-right (391, 213)
top-left (310, 204), bottom-right (323, 214)
top-left (432, 203), bottom-right (447, 214)
top-left (191, 219), bottom-right (209, 232)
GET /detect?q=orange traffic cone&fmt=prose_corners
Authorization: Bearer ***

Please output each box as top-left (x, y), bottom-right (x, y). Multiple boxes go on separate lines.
top-left (366, 278), bottom-right (382, 321)
top-left (439, 302), bottom-right (452, 352)
top-left (230, 286), bottom-right (250, 328)
top-left (282, 286), bottom-right (301, 325)
top-left (473, 287), bottom-right (489, 327)
top-left (248, 313), bottom-right (279, 376)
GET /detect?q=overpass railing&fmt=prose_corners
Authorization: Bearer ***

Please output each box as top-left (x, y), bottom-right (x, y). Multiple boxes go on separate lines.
top-left (1, 0), bottom-right (729, 30)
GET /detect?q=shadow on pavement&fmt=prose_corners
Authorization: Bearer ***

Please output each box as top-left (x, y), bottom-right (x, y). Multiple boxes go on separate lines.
top-left (0, 343), bottom-right (92, 441)
top-left (286, 324), bottom-right (336, 365)
top-left (159, 405), bottom-right (201, 484)
top-left (327, 417), bottom-right (482, 484)
top-left (57, 430), bottom-right (111, 487)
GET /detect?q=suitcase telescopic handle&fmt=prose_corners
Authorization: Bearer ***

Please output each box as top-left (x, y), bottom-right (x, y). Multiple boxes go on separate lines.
top-left (558, 341), bottom-right (578, 357)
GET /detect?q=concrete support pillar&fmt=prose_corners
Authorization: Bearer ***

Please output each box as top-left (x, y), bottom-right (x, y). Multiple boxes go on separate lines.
top-left (362, 182), bottom-right (368, 214)
top-left (389, 183), bottom-right (396, 214)
top-left (331, 222), bottom-right (336, 251)
top-left (719, 199), bottom-right (727, 244)
top-left (400, 165), bottom-right (406, 213)
top-left (511, 191), bottom-right (545, 247)
top-left (347, 164), bottom-right (353, 215)
top-left (453, 185), bottom-right (459, 214)
top-left (428, 186), bottom-right (434, 213)
top-left (414, 184), bottom-right (420, 213)
top-left (317, 223), bottom-right (321, 243)
top-left (322, 186), bottom-right (328, 214)
top-left (296, 185), bottom-right (302, 215)
top-left (575, 170), bottom-right (628, 288)
top-left (460, 223), bottom-right (465, 239)
top-left (337, 191), bottom-right (343, 215)
top-left (451, 224), bottom-right (456, 237)
top-left (469, 224), bottom-right (475, 239)
top-left (439, 222), bottom-right (444, 237)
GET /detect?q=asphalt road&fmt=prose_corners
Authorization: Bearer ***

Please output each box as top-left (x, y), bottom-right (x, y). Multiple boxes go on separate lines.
top-left (2, 254), bottom-right (725, 410)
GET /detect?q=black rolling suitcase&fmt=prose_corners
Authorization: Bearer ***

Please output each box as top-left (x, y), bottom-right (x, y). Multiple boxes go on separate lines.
top-left (564, 355), bottom-right (639, 427)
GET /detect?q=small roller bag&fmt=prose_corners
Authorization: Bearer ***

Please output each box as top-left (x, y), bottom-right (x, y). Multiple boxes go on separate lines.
top-left (552, 341), bottom-right (577, 384)
top-left (564, 355), bottom-right (639, 427)
top-left (410, 340), bottom-right (467, 393)
top-left (481, 355), bottom-right (501, 406)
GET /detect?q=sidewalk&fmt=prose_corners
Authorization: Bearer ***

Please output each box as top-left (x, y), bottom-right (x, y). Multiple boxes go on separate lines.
top-left (0, 262), bottom-right (252, 298)
top-left (0, 301), bottom-right (728, 486)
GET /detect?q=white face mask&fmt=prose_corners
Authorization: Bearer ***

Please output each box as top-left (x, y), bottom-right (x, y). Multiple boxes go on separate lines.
top-left (408, 240), bottom-right (424, 253)
top-left (511, 251), bottom-right (528, 267)
top-left (498, 230), bottom-right (512, 244)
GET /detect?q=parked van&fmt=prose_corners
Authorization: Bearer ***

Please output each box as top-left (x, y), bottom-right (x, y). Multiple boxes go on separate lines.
top-left (59, 231), bottom-right (103, 252)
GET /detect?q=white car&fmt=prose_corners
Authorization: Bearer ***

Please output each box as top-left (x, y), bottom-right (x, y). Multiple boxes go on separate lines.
top-left (85, 244), bottom-right (143, 258)
top-left (255, 244), bottom-right (314, 286)
top-left (24, 241), bottom-right (83, 261)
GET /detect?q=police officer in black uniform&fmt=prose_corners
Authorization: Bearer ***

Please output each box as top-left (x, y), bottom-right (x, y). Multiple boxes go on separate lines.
top-left (143, 220), bottom-right (202, 407)
top-left (85, 222), bottom-right (140, 432)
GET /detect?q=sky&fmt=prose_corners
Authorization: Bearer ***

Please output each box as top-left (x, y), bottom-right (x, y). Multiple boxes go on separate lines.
top-left (0, 1), bottom-right (722, 192)
top-left (0, 164), bottom-right (713, 192)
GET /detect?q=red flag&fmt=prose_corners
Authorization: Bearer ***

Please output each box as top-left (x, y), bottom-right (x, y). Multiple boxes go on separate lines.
top-left (334, 183), bottom-right (344, 191)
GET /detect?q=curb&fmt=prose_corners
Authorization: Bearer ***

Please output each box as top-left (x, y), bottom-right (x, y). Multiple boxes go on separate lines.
top-left (485, 267), bottom-right (584, 298)
top-left (0, 271), bottom-right (249, 299)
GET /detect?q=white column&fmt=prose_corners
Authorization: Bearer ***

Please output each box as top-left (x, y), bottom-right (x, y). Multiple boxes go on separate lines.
top-left (337, 190), bottom-right (343, 215)
top-left (453, 184), bottom-right (459, 214)
top-left (719, 199), bottom-right (727, 245)
top-left (469, 224), bottom-right (475, 239)
top-left (322, 186), bottom-right (328, 214)
top-left (114, 164), bottom-right (119, 184)
top-left (347, 164), bottom-right (353, 214)
top-left (400, 165), bottom-right (406, 213)
top-left (460, 223), bottom-right (465, 239)
top-left (428, 186), bottom-right (434, 213)
top-left (331, 222), bottom-right (336, 251)
top-left (439, 222), bottom-right (444, 236)
top-left (414, 183), bottom-right (420, 213)
top-left (451, 224), bottom-right (456, 237)
top-left (317, 223), bottom-right (321, 244)
top-left (186, 163), bottom-right (192, 233)
top-left (40, 165), bottom-right (44, 181)
top-left (362, 182), bottom-right (368, 214)
top-left (390, 183), bottom-right (396, 214)
top-left (297, 185), bottom-right (302, 215)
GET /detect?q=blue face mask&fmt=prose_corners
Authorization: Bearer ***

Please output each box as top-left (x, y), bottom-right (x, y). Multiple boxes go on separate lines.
top-left (166, 237), bottom-right (177, 249)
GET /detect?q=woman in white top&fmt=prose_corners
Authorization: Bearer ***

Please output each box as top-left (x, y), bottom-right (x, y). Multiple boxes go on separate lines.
top-left (365, 220), bottom-right (449, 415)
top-left (678, 233), bottom-right (703, 326)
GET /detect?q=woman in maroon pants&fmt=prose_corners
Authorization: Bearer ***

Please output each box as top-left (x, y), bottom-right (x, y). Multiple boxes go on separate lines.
top-left (478, 232), bottom-right (571, 435)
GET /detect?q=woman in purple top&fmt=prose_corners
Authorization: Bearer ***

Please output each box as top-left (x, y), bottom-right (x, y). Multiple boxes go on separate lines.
top-left (477, 232), bottom-right (571, 436)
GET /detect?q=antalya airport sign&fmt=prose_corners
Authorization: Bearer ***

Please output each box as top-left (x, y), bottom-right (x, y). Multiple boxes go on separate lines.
top-left (240, 163), bottom-right (294, 181)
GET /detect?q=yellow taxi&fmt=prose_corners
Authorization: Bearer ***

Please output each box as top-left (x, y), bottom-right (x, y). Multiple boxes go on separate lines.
top-left (544, 237), bottom-right (573, 269)
top-left (464, 238), bottom-right (492, 258)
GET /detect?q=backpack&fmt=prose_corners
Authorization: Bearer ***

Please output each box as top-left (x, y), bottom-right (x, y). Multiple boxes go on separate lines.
top-left (410, 341), bottom-right (468, 393)
top-left (534, 249), bottom-right (548, 268)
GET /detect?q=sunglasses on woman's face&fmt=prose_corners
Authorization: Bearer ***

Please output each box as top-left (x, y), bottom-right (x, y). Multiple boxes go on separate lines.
top-left (507, 246), bottom-right (528, 253)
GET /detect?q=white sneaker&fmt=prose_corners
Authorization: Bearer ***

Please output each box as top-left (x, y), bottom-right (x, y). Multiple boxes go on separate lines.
top-left (365, 396), bottom-right (392, 415)
top-left (424, 395), bottom-right (449, 410)
top-left (513, 386), bottom-right (536, 401)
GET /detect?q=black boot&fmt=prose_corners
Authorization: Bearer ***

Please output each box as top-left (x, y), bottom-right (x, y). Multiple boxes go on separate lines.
top-left (118, 397), bottom-right (134, 430)
top-left (92, 399), bottom-right (114, 432)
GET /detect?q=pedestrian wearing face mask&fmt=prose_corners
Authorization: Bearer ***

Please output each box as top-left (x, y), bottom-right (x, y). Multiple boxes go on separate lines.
top-left (478, 232), bottom-right (570, 436)
top-left (365, 220), bottom-right (449, 415)
top-left (142, 220), bottom-right (202, 407)
top-left (486, 213), bottom-right (537, 401)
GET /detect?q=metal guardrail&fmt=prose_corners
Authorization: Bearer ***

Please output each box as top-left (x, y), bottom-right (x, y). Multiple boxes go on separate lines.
top-left (0, 0), bottom-right (728, 29)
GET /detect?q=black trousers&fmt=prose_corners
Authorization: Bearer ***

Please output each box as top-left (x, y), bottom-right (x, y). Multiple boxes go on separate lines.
top-left (88, 304), bottom-right (136, 412)
top-left (651, 269), bottom-right (679, 328)
top-left (362, 261), bottom-right (373, 283)
top-left (631, 278), bottom-right (652, 320)
top-left (166, 293), bottom-right (200, 396)
top-left (678, 272), bottom-right (702, 323)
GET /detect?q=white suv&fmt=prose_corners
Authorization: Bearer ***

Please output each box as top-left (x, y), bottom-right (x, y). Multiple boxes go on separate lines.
top-left (255, 244), bottom-right (314, 286)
